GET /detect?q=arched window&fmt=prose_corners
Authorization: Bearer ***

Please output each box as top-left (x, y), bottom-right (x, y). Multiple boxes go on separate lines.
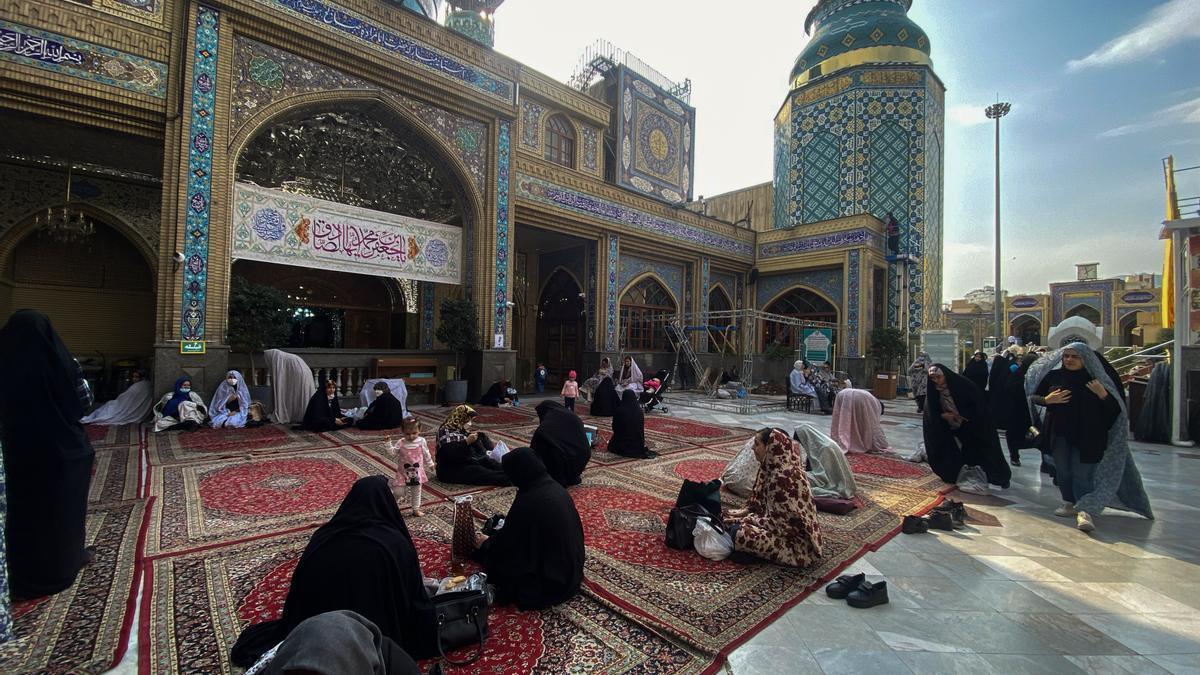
top-left (620, 276), bottom-right (676, 351)
top-left (763, 287), bottom-right (837, 350)
top-left (707, 286), bottom-right (734, 353)
top-left (1065, 304), bottom-right (1101, 325)
top-left (544, 114), bottom-right (576, 168)
top-left (708, 286), bottom-right (733, 315)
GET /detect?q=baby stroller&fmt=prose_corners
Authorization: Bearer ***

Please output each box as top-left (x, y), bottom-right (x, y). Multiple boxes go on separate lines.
top-left (640, 369), bottom-right (672, 414)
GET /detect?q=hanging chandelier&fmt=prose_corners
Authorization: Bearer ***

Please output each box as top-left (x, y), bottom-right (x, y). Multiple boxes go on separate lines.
top-left (37, 166), bottom-right (95, 244)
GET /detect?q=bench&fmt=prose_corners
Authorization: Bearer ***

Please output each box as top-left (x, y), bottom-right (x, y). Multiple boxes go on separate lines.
top-left (373, 357), bottom-right (438, 404)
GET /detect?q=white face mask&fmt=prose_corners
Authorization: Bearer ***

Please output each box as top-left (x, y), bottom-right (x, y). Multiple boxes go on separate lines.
top-left (227, 378), bottom-right (238, 386)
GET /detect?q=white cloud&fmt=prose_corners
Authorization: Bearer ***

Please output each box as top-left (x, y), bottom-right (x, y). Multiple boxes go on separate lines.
top-left (946, 104), bottom-right (990, 127)
top-left (1066, 0), bottom-right (1200, 73)
top-left (1099, 96), bottom-right (1200, 138)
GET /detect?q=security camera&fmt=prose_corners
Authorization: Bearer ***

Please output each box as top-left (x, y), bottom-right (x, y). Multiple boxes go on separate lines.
top-left (172, 251), bottom-right (186, 263)
top-left (505, 301), bottom-right (516, 308)
top-left (578, 292), bottom-right (586, 298)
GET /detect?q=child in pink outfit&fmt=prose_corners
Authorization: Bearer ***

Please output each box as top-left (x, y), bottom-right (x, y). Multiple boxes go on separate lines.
top-left (388, 417), bottom-right (435, 516)
top-left (562, 370), bottom-right (579, 411)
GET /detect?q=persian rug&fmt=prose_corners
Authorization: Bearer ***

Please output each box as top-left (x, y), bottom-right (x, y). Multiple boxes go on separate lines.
top-left (353, 443), bottom-right (496, 501)
top-left (0, 499), bottom-right (148, 674)
top-left (89, 443), bottom-right (143, 503)
top-left (139, 507), bottom-right (708, 675)
top-left (144, 424), bottom-right (338, 465)
top-left (471, 443), bottom-right (949, 663)
top-left (84, 423), bottom-right (139, 449)
top-left (143, 447), bottom-right (394, 556)
top-left (413, 405), bottom-right (536, 431)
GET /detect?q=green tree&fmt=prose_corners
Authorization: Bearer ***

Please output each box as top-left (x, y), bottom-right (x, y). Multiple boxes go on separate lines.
top-left (436, 297), bottom-right (479, 378)
top-left (227, 277), bottom-right (290, 384)
top-left (869, 327), bottom-right (908, 371)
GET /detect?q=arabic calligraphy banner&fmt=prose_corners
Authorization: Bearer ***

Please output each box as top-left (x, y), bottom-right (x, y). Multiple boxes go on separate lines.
top-left (232, 182), bottom-right (463, 285)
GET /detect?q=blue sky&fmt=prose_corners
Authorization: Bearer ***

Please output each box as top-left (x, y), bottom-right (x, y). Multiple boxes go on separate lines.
top-left (494, 0), bottom-right (1200, 300)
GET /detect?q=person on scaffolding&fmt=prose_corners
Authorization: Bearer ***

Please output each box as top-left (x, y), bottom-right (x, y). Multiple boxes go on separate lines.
top-left (885, 213), bottom-right (901, 255)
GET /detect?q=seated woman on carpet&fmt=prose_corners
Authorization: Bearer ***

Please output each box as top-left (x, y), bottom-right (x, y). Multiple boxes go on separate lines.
top-left (829, 388), bottom-right (893, 455)
top-left (580, 357), bottom-right (613, 402)
top-left (230, 476), bottom-right (437, 668)
top-left (153, 377), bottom-right (209, 432)
top-left (209, 370), bottom-right (250, 429)
top-left (299, 380), bottom-right (353, 432)
top-left (923, 365), bottom-right (1011, 490)
top-left (589, 375), bottom-right (619, 417)
top-left (356, 381), bottom-right (407, 431)
top-left (81, 369), bottom-right (153, 426)
top-left (435, 405), bottom-right (508, 486)
top-left (530, 400), bottom-right (591, 487)
top-left (479, 379), bottom-right (516, 407)
top-left (615, 356), bottom-right (644, 395)
top-left (724, 428), bottom-right (823, 567)
top-left (607, 390), bottom-right (657, 459)
top-left (721, 424), bottom-right (856, 501)
top-left (242, 610), bottom-right (421, 675)
top-left (474, 448), bottom-right (585, 609)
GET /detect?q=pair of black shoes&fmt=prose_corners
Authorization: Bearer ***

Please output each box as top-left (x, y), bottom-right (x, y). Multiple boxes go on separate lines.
top-left (902, 500), bottom-right (966, 534)
top-left (825, 573), bottom-right (889, 608)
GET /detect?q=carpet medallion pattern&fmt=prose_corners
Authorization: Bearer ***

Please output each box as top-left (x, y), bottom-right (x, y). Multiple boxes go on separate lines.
top-left (145, 425), bottom-right (337, 465)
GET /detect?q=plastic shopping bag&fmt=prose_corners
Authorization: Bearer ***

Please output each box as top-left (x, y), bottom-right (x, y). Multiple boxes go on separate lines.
top-left (487, 440), bottom-right (510, 464)
top-left (692, 517), bottom-right (733, 561)
top-left (955, 464), bottom-right (989, 495)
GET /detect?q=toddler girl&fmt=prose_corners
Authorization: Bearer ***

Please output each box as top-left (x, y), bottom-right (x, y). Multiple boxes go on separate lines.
top-left (388, 416), bottom-right (435, 516)
top-left (562, 370), bottom-right (579, 411)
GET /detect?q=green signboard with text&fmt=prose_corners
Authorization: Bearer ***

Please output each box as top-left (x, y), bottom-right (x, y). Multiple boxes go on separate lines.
top-left (801, 328), bottom-right (832, 365)
top-left (180, 340), bottom-right (206, 355)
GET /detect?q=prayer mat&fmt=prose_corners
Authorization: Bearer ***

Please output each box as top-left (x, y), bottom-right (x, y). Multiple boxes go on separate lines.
top-left (89, 443), bottom-right (143, 503)
top-left (468, 445), bottom-right (949, 663)
top-left (140, 510), bottom-right (708, 675)
top-left (145, 424), bottom-right (338, 465)
top-left (0, 499), bottom-right (147, 674)
top-left (84, 423), bottom-right (139, 449)
top-left (143, 447), bottom-right (393, 556)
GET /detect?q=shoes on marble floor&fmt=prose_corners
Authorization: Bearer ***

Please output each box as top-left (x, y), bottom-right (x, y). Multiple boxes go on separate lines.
top-left (1076, 511), bottom-right (1096, 533)
top-left (926, 510), bottom-right (955, 531)
top-left (825, 573), bottom-right (866, 599)
top-left (1054, 501), bottom-right (1076, 517)
top-left (1010, 452), bottom-right (1021, 467)
top-left (932, 500), bottom-right (967, 528)
top-left (846, 580), bottom-right (889, 609)
top-left (902, 515), bottom-right (929, 534)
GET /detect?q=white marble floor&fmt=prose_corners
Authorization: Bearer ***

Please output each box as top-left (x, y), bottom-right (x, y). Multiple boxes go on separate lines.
top-left (653, 396), bottom-right (1200, 675)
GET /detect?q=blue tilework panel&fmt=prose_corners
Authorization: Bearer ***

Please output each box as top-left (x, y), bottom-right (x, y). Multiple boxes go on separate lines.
top-left (0, 21), bottom-right (168, 98)
top-left (615, 67), bottom-right (695, 204)
top-left (618, 254), bottom-right (684, 307)
top-left (493, 121), bottom-right (511, 340)
top-left (606, 235), bottom-right (619, 351)
top-left (181, 6), bottom-right (220, 340)
top-left (756, 268), bottom-right (843, 310)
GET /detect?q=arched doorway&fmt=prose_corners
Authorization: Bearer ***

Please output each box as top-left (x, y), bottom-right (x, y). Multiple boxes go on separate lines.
top-left (232, 103), bottom-right (473, 351)
top-left (762, 286), bottom-right (837, 350)
top-left (620, 276), bottom-right (677, 351)
top-left (707, 285), bottom-right (733, 353)
top-left (536, 269), bottom-right (584, 383)
top-left (1119, 311), bottom-right (1149, 347)
top-left (1065, 304), bottom-right (1101, 325)
top-left (1, 218), bottom-right (154, 398)
top-left (1010, 314), bottom-right (1042, 346)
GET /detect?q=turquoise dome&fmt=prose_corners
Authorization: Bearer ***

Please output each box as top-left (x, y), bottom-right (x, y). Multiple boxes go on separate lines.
top-left (790, 0), bottom-right (931, 86)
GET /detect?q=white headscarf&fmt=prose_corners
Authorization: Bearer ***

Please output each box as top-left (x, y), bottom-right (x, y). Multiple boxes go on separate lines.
top-left (210, 369), bottom-right (251, 413)
top-left (619, 356), bottom-right (643, 384)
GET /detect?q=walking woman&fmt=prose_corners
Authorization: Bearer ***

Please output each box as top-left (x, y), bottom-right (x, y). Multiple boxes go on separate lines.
top-left (908, 352), bottom-right (931, 413)
top-left (923, 364), bottom-right (1011, 490)
top-left (1005, 352), bottom-right (1041, 467)
top-left (0, 310), bottom-right (95, 598)
top-left (1027, 344), bottom-right (1153, 532)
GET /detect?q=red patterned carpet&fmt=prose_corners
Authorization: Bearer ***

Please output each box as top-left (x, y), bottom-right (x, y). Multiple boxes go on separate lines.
top-left (0, 498), bottom-right (148, 674)
top-left (22, 406), bottom-right (949, 673)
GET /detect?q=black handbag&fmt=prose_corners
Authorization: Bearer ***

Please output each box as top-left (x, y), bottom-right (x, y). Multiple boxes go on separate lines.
top-left (432, 588), bottom-right (489, 666)
top-left (674, 479), bottom-right (722, 517)
top-left (666, 503), bottom-right (716, 550)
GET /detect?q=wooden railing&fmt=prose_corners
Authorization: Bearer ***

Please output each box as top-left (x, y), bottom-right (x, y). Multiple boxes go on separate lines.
top-left (230, 349), bottom-right (453, 398)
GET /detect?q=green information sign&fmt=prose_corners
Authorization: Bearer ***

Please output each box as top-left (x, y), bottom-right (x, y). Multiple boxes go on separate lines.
top-left (801, 328), bottom-right (832, 364)
top-left (180, 340), bottom-right (207, 355)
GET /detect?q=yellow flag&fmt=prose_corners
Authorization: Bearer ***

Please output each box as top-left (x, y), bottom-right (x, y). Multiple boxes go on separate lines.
top-left (1163, 156), bottom-right (1180, 329)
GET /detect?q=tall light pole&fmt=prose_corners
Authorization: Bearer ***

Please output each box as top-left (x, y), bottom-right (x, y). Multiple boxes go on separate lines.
top-left (985, 101), bottom-right (1011, 344)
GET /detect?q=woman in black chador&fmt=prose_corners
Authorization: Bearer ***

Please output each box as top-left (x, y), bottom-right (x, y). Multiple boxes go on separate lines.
top-left (475, 448), bottom-right (584, 609)
top-left (608, 390), bottom-right (657, 459)
top-left (962, 351), bottom-right (990, 395)
top-left (922, 364), bottom-right (1011, 489)
top-left (298, 380), bottom-right (353, 431)
top-left (588, 376), bottom-right (619, 417)
top-left (231, 476), bottom-right (437, 667)
top-left (0, 310), bottom-right (95, 598)
top-left (530, 400), bottom-right (590, 487)
top-left (356, 381), bottom-right (406, 431)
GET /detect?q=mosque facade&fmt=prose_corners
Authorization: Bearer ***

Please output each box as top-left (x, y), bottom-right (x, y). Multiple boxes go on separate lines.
top-left (0, 0), bottom-right (945, 396)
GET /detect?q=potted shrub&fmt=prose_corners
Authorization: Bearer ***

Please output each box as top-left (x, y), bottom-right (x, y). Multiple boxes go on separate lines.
top-left (869, 327), bottom-right (907, 400)
top-left (436, 296), bottom-right (478, 404)
top-left (227, 277), bottom-right (290, 408)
